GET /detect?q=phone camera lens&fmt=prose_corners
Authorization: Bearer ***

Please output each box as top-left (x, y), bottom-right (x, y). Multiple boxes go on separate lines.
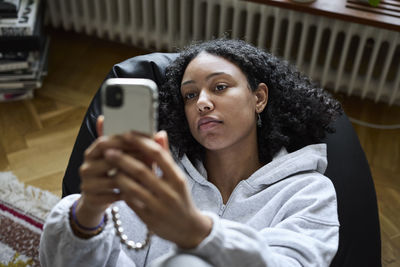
top-left (106, 85), bottom-right (123, 107)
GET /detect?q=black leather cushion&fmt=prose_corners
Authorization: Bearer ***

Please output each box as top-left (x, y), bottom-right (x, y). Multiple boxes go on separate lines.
top-left (323, 115), bottom-right (381, 267)
top-left (62, 53), bottom-right (178, 197)
top-left (61, 52), bottom-right (381, 267)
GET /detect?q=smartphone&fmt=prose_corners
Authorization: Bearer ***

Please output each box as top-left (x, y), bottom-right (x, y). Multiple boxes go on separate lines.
top-left (101, 78), bottom-right (158, 136)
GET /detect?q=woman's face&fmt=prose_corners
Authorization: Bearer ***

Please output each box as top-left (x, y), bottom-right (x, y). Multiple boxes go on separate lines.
top-left (180, 52), bottom-right (260, 152)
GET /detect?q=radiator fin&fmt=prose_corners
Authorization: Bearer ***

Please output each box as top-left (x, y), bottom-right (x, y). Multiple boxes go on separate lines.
top-left (46, 0), bottom-right (400, 105)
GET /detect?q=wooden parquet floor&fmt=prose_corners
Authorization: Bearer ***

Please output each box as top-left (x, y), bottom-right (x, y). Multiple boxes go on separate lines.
top-left (0, 29), bottom-right (399, 266)
top-left (0, 29), bottom-right (149, 196)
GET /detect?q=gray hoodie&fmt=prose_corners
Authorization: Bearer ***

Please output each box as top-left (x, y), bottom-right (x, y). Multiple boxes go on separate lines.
top-left (39, 144), bottom-right (339, 267)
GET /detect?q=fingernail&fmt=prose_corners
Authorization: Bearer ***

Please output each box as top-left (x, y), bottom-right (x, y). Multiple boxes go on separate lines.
top-left (105, 149), bottom-right (120, 158)
top-left (98, 136), bottom-right (109, 142)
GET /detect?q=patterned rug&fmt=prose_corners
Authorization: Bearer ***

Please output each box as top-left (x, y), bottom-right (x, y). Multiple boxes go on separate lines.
top-left (0, 172), bottom-right (60, 267)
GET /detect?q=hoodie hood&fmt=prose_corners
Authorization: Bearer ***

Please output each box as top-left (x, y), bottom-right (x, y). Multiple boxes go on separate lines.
top-left (180, 144), bottom-right (327, 188)
top-left (248, 143), bottom-right (327, 186)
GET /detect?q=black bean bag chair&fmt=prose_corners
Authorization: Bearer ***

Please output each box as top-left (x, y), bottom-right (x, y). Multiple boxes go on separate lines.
top-left (61, 52), bottom-right (382, 267)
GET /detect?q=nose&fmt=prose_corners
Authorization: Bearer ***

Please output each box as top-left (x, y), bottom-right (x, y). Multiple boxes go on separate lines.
top-left (197, 90), bottom-right (214, 113)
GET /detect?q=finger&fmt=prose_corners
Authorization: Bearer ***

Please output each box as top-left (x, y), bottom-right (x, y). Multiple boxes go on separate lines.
top-left (80, 176), bottom-right (119, 194)
top-left (84, 135), bottom-right (135, 160)
top-left (125, 149), bottom-right (153, 168)
top-left (79, 159), bottom-right (114, 177)
top-left (104, 148), bottom-right (177, 200)
top-left (124, 197), bottom-right (154, 228)
top-left (125, 131), bottom-right (157, 167)
top-left (113, 171), bottom-right (159, 211)
top-left (104, 148), bottom-right (158, 188)
top-left (122, 134), bottom-right (185, 187)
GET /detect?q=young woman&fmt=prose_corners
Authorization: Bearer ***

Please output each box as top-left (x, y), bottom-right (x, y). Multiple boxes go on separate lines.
top-left (40, 39), bottom-right (342, 267)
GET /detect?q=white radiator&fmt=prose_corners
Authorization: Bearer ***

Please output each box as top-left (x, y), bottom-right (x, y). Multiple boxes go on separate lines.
top-left (46, 0), bottom-right (400, 105)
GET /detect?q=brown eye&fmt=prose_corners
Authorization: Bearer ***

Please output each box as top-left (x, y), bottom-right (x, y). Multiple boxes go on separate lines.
top-left (215, 84), bottom-right (227, 91)
top-left (184, 92), bottom-right (198, 100)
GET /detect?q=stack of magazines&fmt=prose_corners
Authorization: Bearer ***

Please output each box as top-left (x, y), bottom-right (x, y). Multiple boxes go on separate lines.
top-left (0, 0), bottom-right (49, 102)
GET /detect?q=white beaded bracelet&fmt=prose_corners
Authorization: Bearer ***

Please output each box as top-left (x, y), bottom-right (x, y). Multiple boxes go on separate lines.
top-left (111, 206), bottom-right (152, 250)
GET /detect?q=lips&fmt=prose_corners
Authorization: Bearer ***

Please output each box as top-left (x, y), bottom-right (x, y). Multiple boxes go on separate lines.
top-left (197, 117), bottom-right (222, 130)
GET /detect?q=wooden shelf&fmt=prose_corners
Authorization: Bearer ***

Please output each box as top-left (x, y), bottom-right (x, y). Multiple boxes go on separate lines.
top-left (243, 0), bottom-right (400, 32)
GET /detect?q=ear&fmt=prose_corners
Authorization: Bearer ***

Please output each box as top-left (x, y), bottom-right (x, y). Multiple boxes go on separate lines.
top-left (254, 83), bottom-right (268, 113)
top-left (96, 115), bottom-right (104, 137)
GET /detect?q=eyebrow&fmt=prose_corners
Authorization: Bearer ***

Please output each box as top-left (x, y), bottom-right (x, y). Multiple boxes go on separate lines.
top-left (181, 72), bottom-right (227, 86)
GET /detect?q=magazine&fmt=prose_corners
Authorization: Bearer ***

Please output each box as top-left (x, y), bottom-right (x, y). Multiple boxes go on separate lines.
top-left (0, 51), bottom-right (30, 60)
top-left (0, 0), bottom-right (39, 36)
top-left (0, 87), bottom-right (34, 101)
top-left (0, 59), bottom-right (30, 71)
top-left (0, 36), bottom-right (47, 79)
top-left (0, 38), bottom-right (47, 93)
top-left (0, 0), bottom-right (21, 18)
top-left (0, 79), bottom-right (40, 89)
top-left (0, 51), bottom-right (36, 71)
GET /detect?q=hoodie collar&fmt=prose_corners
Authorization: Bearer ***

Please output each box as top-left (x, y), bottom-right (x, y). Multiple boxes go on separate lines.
top-left (180, 144), bottom-right (327, 187)
top-left (247, 143), bottom-right (327, 186)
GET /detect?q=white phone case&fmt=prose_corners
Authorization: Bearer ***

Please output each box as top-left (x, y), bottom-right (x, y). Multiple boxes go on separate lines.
top-left (101, 78), bottom-right (158, 136)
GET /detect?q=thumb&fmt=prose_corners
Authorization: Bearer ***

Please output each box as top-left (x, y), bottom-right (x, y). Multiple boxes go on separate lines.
top-left (96, 115), bottom-right (104, 137)
top-left (154, 130), bottom-right (170, 152)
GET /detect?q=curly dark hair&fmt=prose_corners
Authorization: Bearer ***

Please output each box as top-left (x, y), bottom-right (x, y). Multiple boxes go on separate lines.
top-left (159, 39), bottom-right (342, 163)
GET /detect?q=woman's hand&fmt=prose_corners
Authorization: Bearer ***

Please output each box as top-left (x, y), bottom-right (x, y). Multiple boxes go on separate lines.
top-left (75, 115), bottom-right (127, 229)
top-left (75, 134), bottom-right (128, 228)
top-left (104, 130), bottom-right (213, 249)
